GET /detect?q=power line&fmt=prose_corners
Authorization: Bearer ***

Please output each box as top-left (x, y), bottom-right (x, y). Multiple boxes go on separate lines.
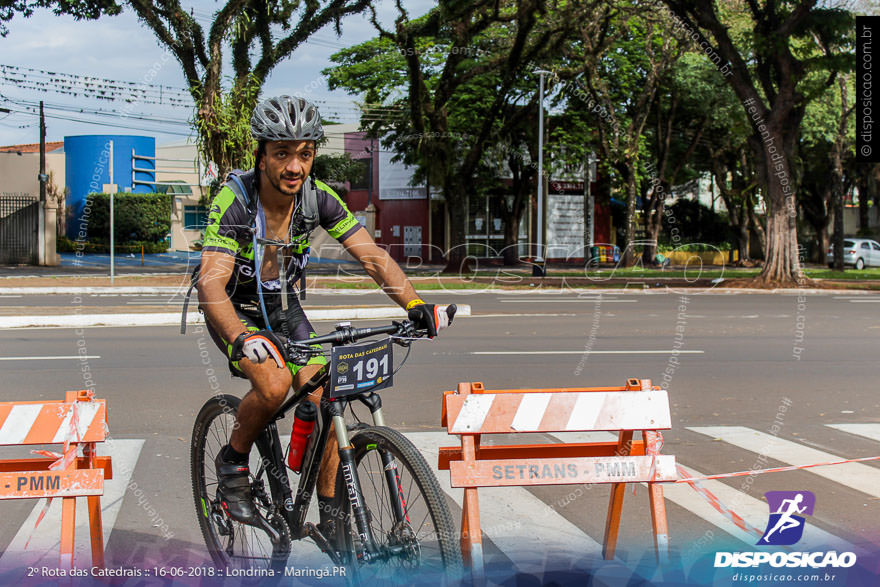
top-left (2, 106), bottom-right (194, 136)
top-left (0, 64), bottom-right (192, 108)
top-left (5, 96), bottom-right (193, 126)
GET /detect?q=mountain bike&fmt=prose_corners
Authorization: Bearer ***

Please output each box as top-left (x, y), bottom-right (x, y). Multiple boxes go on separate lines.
top-left (190, 307), bottom-right (462, 583)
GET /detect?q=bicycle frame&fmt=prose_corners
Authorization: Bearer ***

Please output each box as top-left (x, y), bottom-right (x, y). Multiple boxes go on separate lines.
top-left (258, 360), bottom-right (406, 565)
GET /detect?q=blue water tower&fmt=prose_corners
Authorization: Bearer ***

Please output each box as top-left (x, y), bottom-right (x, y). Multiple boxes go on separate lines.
top-left (64, 135), bottom-right (156, 239)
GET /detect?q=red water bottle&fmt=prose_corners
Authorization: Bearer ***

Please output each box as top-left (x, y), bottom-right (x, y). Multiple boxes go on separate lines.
top-left (288, 401), bottom-right (317, 473)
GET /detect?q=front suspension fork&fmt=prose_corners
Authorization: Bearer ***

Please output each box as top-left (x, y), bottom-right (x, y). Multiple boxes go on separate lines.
top-left (359, 393), bottom-right (407, 523)
top-left (330, 400), bottom-right (381, 560)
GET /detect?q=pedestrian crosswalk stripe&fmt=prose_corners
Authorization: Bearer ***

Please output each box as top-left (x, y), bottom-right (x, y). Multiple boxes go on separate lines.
top-left (826, 423), bottom-right (880, 444)
top-left (688, 426), bottom-right (880, 499)
top-left (406, 431), bottom-right (603, 572)
top-left (0, 438), bottom-right (144, 569)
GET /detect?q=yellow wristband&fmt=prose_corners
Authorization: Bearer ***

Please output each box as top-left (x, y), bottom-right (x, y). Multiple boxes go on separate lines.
top-left (405, 299), bottom-right (425, 311)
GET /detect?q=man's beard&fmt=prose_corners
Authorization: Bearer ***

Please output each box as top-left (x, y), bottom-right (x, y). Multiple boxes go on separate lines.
top-left (269, 172), bottom-right (303, 196)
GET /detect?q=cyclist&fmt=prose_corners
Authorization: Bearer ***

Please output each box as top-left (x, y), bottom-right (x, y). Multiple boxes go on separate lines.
top-left (196, 95), bottom-right (451, 530)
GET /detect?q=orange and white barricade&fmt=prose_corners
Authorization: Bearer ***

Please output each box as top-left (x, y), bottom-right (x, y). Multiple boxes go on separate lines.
top-left (439, 379), bottom-right (675, 579)
top-left (0, 390), bottom-right (112, 569)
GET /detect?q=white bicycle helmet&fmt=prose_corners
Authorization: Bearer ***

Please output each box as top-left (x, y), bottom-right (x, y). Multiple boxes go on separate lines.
top-left (251, 95), bottom-right (324, 141)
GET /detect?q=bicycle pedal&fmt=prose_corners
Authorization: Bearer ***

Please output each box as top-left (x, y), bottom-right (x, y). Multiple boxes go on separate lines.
top-left (211, 510), bottom-right (232, 536)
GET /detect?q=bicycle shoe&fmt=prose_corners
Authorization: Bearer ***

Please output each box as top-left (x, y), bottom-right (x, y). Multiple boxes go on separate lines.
top-left (214, 449), bottom-right (259, 525)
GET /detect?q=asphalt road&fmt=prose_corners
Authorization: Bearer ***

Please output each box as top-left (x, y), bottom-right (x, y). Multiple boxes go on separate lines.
top-left (0, 290), bottom-right (879, 584)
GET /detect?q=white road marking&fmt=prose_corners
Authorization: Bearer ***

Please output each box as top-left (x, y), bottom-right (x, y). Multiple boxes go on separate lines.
top-left (471, 350), bottom-right (704, 355)
top-left (0, 295), bottom-right (23, 298)
top-left (827, 423), bottom-right (880, 443)
top-left (547, 432), bottom-right (855, 553)
top-left (406, 431), bottom-right (602, 572)
top-left (499, 299), bottom-right (637, 303)
top-left (847, 299), bottom-right (880, 303)
top-left (468, 313), bottom-right (578, 318)
top-left (0, 438), bottom-right (145, 569)
top-left (0, 356), bottom-right (101, 361)
top-left (688, 426), bottom-right (880, 499)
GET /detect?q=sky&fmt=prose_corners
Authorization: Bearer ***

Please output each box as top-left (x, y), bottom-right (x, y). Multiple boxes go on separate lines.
top-left (0, 0), bottom-right (431, 147)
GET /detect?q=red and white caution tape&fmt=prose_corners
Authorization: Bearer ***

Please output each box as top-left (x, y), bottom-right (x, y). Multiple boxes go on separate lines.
top-left (676, 465), bottom-right (764, 540)
top-left (667, 450), bottom-right (880, 540)
top-left (672, 454), bottom-right (880, 484)
top-left (24, 397), bottom-right (88, 550)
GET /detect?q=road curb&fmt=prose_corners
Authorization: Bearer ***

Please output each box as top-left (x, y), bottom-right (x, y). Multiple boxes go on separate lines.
top-left (0, 285), bottom-right (877, 295)
top-left (0, 305), bottom-right (472, 329)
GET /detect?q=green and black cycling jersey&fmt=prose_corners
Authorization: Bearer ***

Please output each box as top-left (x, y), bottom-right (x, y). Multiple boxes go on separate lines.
top-left (202, 171), bottom-right (361, 303)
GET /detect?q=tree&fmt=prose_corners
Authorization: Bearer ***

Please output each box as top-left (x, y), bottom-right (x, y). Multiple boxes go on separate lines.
top-left (326, 0), bottom-right (581, 271)
top-left (642, 53), bottom-right (715, 264)
top-left (3, 0), bottom-right (373, 182)
top-left (312, 151), bottom-right (366, 197)
top-left (798, 73), bottom-right (855, 266)
top-left (0, 0), bottom-right (119, 36)
top-left (478, 101), bottom-right (540, 265)
top-left (557, 1), bottom-right (686, 266)
top-left (662, 0), bottom-right (854, 286)
top-left (127, 0), bottom-right (372, 184)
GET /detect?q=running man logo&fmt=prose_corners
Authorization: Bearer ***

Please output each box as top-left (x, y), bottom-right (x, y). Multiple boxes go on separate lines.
top-left (758, 490), bottom-right (816, 546)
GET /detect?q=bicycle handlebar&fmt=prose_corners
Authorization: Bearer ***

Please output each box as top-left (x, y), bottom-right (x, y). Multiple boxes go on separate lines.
top-left (299, 322), bottom-right (404, 347)
top-left (289, 304), bottom-right (457, 349)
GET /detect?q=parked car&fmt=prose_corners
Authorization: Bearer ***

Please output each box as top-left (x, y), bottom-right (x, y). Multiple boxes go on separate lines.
top-left (826, 238), bottom-right (880, 270)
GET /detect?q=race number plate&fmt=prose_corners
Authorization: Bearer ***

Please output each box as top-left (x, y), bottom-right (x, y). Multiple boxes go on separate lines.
top-left (329, 338), bottom-right (393, 398)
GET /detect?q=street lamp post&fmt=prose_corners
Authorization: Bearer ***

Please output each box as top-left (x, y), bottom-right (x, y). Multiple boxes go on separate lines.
top-left (534, 69), bottom-right (551, 277)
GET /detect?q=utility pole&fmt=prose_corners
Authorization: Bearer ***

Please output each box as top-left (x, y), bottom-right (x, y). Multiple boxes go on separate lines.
top-left (585, 152), bottom-right (597, 266)
top-left (39, 101), bottom-right (46, 203)
top-left (37, 101), bottom-right (49, 265)
top-left (533, 69), bottom-right (552, 277)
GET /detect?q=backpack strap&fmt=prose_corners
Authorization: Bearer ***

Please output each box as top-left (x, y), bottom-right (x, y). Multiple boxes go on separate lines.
top-left (179, 265), bottom-right (199, 335)
top-left (300, 177), bottom-right (320, 234)
top-left (225, 170), bottom-right (259, 232)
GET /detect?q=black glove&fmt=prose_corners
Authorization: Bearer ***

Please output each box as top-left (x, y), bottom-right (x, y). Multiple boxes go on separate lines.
top-left (407, 303), bottom-right (454, 338)
top-left (230, 329), bottom-right (287, 369)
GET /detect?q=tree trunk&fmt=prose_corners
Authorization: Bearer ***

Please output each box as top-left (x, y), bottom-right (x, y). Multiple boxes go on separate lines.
top-left (622, 163), bottom-right (638, 267)
top-left (746, 193), bottom-right (766, 259)
top-left (753, 128), bottom-right (802, 285)
top-left (737, 214), bottom-right (751, 263)
top-left (858, 174), bottom-right (869, 233)
top-left (644, 212), bottom-right (661, 265)
top-left (816, 222), bottom-right (829, 266)
top-left (502, 214), bottom-right (521, 265)
top-left (443, 179), bottom-right (469, 274)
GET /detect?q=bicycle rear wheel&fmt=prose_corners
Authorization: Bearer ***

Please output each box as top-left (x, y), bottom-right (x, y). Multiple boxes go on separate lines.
top-left (191, 394), bottom-right (291, 574)
top-left (333, 426), bottom-right (462, 584)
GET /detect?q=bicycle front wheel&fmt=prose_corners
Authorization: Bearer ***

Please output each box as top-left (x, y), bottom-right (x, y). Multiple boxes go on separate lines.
top-left (333, 426), bottom-right (462, 583)
top-left (191, 394), bottom-right (291, 574)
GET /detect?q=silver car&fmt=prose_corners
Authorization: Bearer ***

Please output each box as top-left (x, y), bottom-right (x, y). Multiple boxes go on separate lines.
top-left (826, 238), bottom-right (880, 270)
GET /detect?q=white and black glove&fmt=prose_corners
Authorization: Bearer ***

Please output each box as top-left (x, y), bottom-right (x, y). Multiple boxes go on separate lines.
top-left (407, 303), bottom-right (455, 338)
top-left (230, 330), bottom-right (287, 369)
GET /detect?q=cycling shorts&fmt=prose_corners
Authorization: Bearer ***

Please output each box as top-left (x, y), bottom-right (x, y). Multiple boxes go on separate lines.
top-left (204, 292), bottom-right (327, 379)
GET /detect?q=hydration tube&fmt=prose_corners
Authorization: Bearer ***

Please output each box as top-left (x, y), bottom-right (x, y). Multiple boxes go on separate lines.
top-left (253, 230), bottom-right (274, 331)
